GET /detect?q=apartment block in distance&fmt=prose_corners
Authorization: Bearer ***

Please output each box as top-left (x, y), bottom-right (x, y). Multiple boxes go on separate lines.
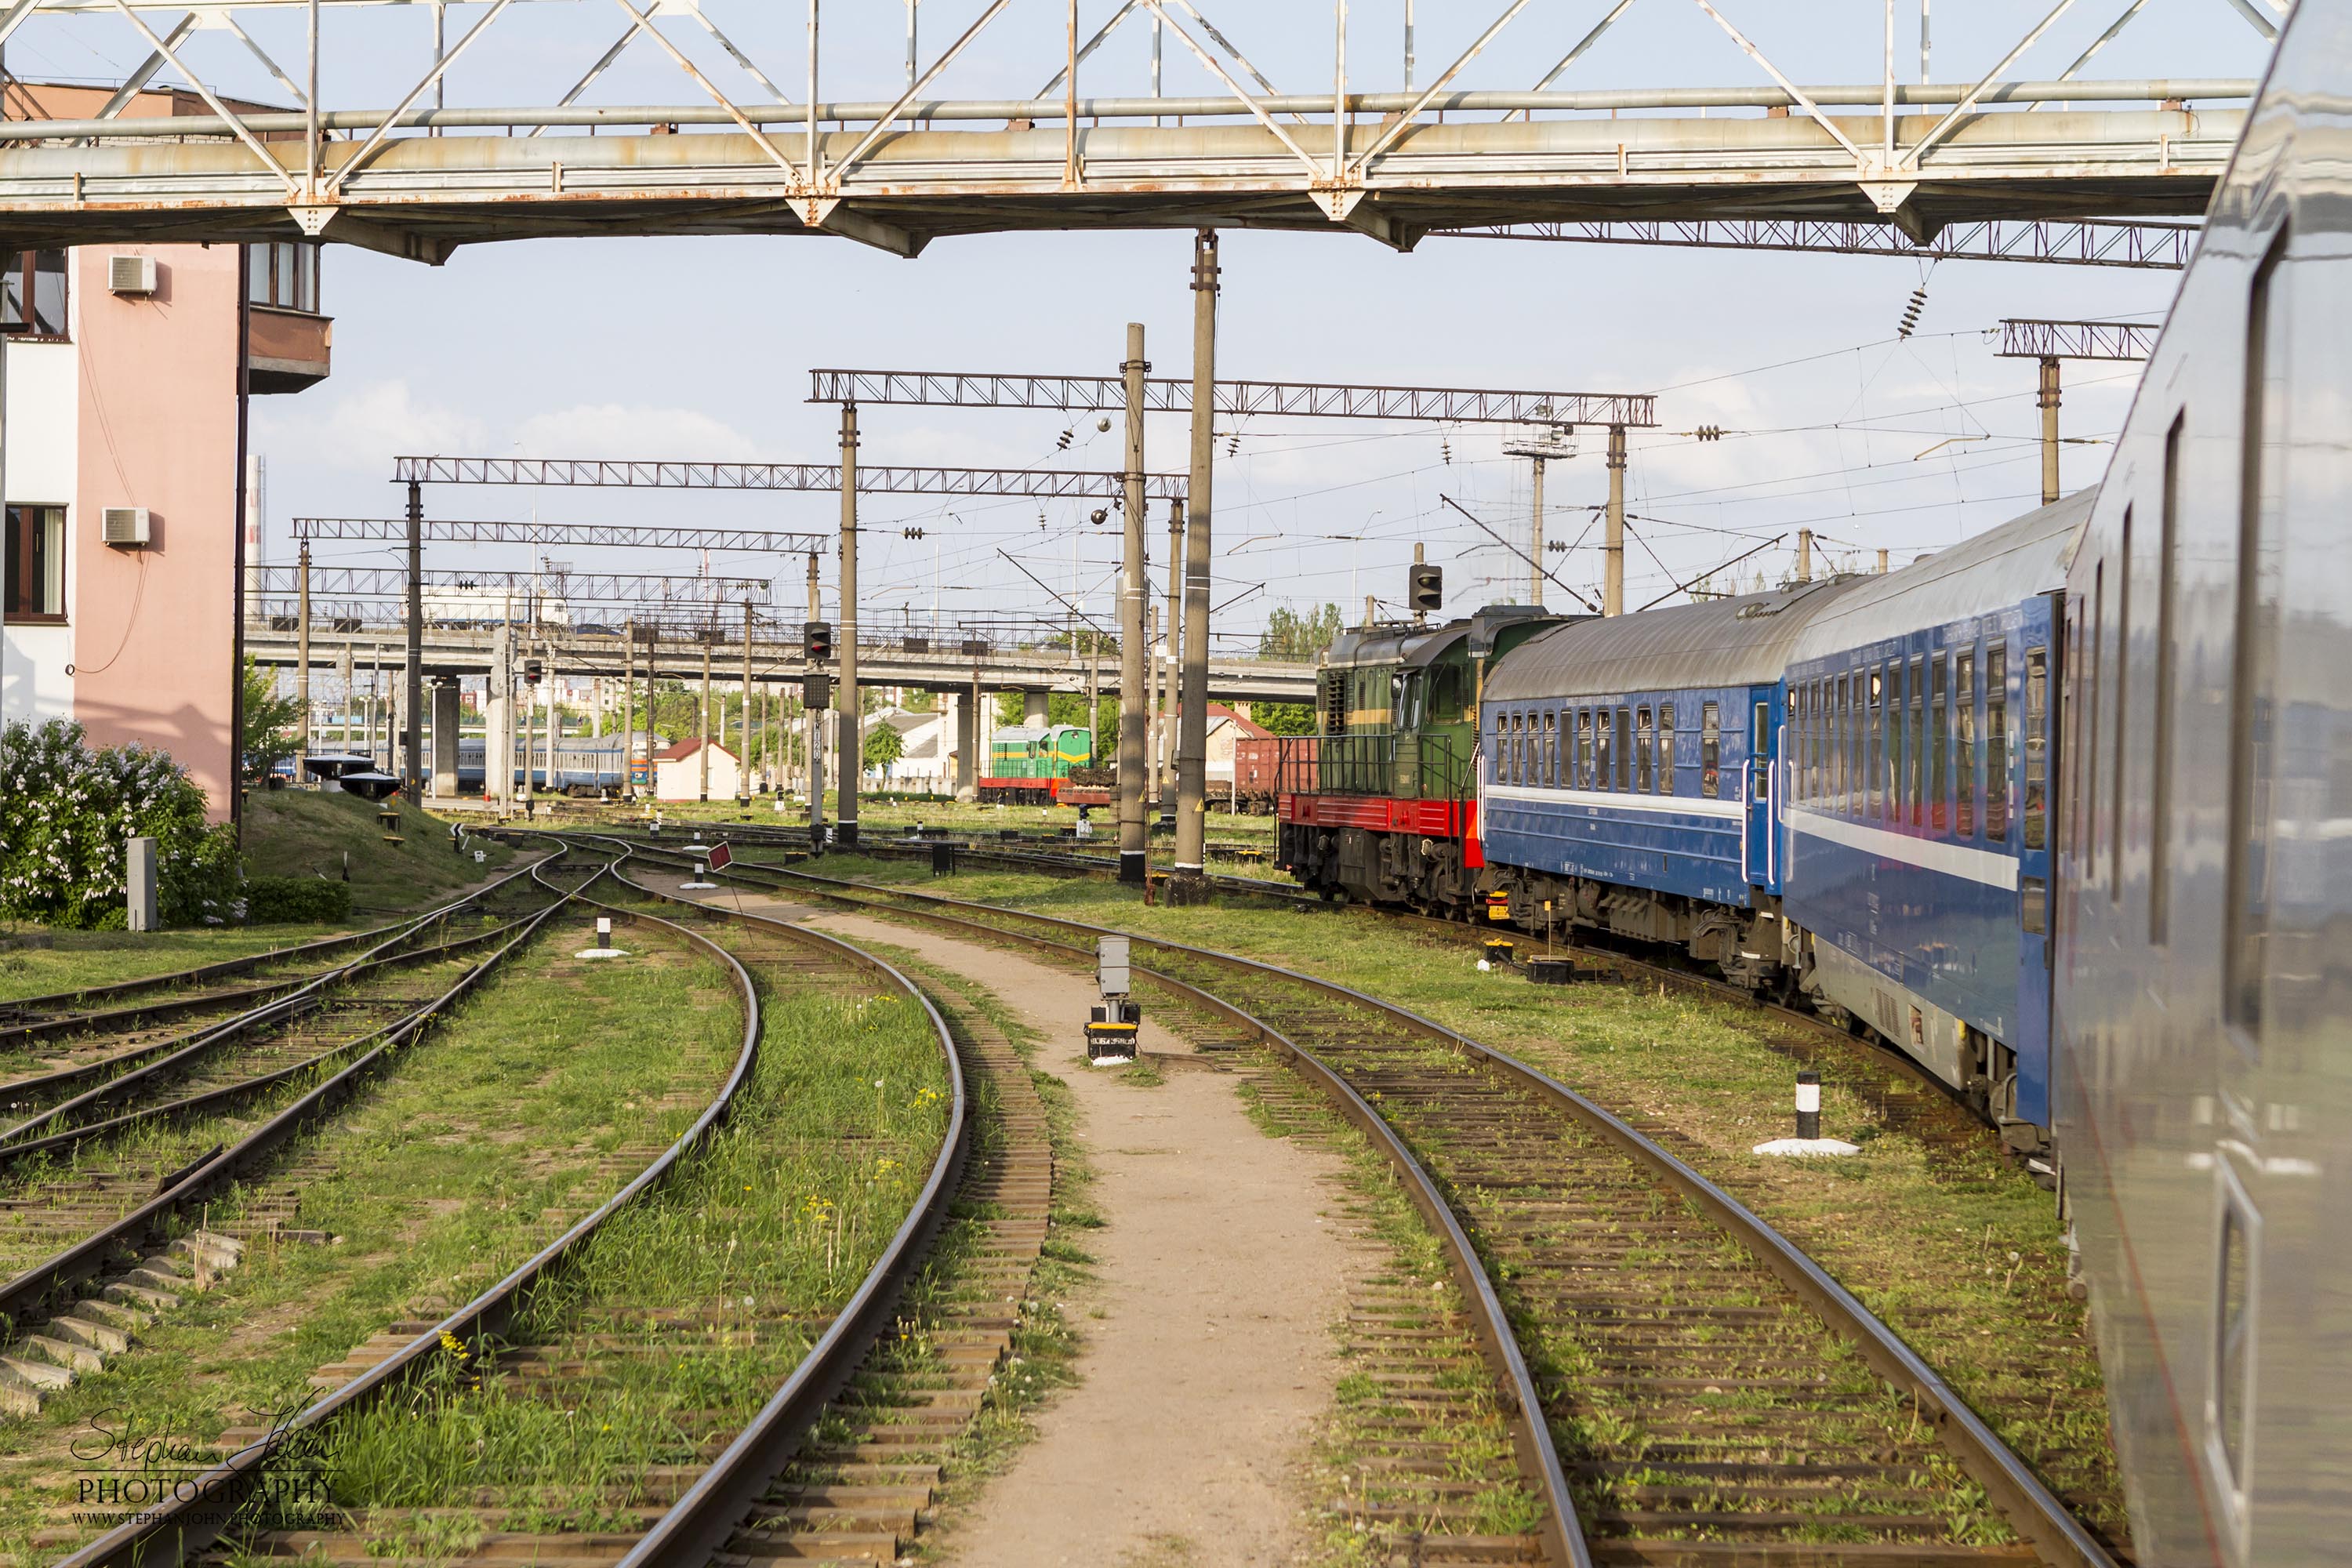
top-left (1, 82), bottom-right (332, 822)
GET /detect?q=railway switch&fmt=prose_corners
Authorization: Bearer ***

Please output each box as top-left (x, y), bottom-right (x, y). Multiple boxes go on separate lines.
top-left (1086, 935), bottom-right (1139, 1065)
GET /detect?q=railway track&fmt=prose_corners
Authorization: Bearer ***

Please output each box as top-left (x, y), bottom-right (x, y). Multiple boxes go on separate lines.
top-left (604, 838), bottom-right (2121, 1568)
top-left (58, 844), bottom-right (1052, 1568)
top-left (0, 858), bottom-right (579, 1428)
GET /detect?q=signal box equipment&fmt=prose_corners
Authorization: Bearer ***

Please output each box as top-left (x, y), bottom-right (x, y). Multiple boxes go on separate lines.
top-left (804, 673), bottom-right (833, 710)
top-left (1086, 934), bottom-right (1140, 1064)
top-left (1409, 562), bottom-right (1443, 612)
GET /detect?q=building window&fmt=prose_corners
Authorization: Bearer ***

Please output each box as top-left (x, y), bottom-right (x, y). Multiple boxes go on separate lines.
top-left (1657, 702), bottom-right (1675, 794)
top-left (2, 250), bottom-right (67, 338)
top-left (248, 241), bottom-right (321, 313)
top-left (3, 505), bottom-right (66, 621)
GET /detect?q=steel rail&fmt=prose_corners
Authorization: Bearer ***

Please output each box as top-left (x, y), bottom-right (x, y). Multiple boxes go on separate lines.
top-left (0, 904), bottom-right (557, 1158)
top-left (54, 855), bottom-right (622, 1568)
top-left (652, 846), bottom-right (2122, 1568)
top-left (0, 79), bottom-right (2259, 142)
top-left (0, 855), bottom-right (552, 1047)
top-left (602, 845), bottom-right (975, 1568)
top-left (0, 870), bottom-right (575, 1345)
top-left (590, 833), bottom-right (1584, 1568)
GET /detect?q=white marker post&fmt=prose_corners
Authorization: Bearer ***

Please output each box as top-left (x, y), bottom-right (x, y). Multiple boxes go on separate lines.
top-left (578, 915), bottom-right (628, 960)
top-left (1753, 1067), bottom-right (1860, 1157)
top-left (126, 837), bottom-right (158, 932)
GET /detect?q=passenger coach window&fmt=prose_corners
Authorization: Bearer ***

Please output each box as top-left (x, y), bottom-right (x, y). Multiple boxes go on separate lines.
top-left (2227, 231), bottom-right (2288, 1034)
top-left (1636, 707), bottom-right (1653, 793)
top-left (1595, 710), bottom-right (1613, 791)
top-left (1931, 655), bottom-right (1949, 833)
top-left (1867, 670), bottom-right (1882, 819)
top-left (1988, 645), bottom-right (2009, 841)
top-left (1909, 658), bottom-right (1926, 828)
top-left (1957, 650), bottom-right (1978, 839)
top-left (2114, 506), bottom-right (2134, 902)
top-left (2026, 648), bottom-right (2050, 851)
top-left (2152, 415), bottom-right (2183, 942)
top-left (1701, 701), bottom-right (1721, 798)
top-left (1577, 710), bottom-right (1592, 788)
top-left (1658, 703), bottom-right (1675, 794)
top-left (1545, 711), bottom-right (1559, 788)
top-left (1615, 709), bottom-right (1631, 791)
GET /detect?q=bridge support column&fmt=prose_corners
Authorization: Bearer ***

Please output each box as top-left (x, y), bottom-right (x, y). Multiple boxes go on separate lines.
top-left (1604, 424), bottom-right (1627, 617)
top-left (430, 677), bottom-right (460, 799)
top-left (2038, 356), bottom-right (2062, 506)
top-left (1024, 689), bottom-right (1049, 725)
top-left (956, 689), bottom-right (979, 801)
top-left (404, 480), bottom-right (424, 798)
top-left (1171, 230), bottom-right (1219, 903)
top-left (836, 403), bottom-right (862, 848)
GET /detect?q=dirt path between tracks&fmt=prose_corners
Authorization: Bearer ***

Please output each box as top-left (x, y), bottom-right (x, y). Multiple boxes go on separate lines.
top-left (670, 882), bottom-right (1359, 1566)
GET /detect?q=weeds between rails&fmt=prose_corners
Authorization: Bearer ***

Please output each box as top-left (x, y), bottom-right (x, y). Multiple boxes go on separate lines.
top-left (0, 858), bottom-right (578, 1475)
top-left (605, 842), bottom-right (2124, 1568)
top-left (61, 853), bottom-right (1036, 1568)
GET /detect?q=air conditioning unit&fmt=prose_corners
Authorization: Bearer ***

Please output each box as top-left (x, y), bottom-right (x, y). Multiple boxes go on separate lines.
top-left (101, 507), bottom-right (151, 547)
top-left (107, 255), bottom-right (157, 296)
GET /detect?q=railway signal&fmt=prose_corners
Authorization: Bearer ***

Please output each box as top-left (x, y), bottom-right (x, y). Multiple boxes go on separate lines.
top-left (1085, 935), bottom-right (1140, 1065)
top-left (804, 621), bottom-right (833, 660)
top-left (1410, 562), bottom-right (1443, 615)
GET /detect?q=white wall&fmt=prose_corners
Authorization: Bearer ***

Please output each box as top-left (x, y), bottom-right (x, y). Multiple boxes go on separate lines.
top-left (1, 336), bottom-right (78, 727)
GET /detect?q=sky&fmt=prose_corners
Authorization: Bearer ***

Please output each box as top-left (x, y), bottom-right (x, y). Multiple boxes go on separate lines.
top-left (10, 1), bottom-right (2278, 656)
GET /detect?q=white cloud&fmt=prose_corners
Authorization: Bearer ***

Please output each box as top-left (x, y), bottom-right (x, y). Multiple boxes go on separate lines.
top-left (253, 377), bottom-right (485, 476)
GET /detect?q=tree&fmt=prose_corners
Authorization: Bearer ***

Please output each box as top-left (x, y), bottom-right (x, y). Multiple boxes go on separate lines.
top-left (1254, 702), bottom-right (1318, 735)
top-left (1259, 603), bottom-right (1343, 660)
top-left (239, 656), bottom-right (303, 784)
top-left (863, 722), bottom-right (905, 771)
top-left (0, 719), bottom-right (238, 927)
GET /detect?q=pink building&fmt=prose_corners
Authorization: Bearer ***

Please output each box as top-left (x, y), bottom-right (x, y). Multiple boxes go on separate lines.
top-left (1, 83), bottom-right (332, 822)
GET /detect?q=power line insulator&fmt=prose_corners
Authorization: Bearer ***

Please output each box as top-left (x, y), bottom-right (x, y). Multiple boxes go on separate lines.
top-left (902, 528), bottom-right (926, 539)
top-left (1897, 285), bottom-right (1929, 339)
top-left (1056, 429), bottom-right (1074, 450)
top-left (1696, 425), bottom-right (1724, 441)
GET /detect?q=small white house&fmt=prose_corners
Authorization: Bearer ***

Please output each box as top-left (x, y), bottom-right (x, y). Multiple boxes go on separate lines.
top-left (652, 739), bottom-right (743, 801)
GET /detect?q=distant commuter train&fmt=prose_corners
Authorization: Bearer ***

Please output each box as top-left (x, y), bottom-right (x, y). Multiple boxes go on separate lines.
top-left (979, 724), bottom-right (1094, 803)
top-left (452, 737), bottom-right (630, 794)
top-left (1276, 9), bottom-right (2350, 1559)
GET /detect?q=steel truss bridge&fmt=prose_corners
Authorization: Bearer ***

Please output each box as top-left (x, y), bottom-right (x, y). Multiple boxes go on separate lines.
top-left (0, 1), bottom-right (2267, 259)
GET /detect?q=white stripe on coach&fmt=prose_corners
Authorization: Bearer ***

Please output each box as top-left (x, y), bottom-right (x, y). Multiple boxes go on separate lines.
top-left (1785, 806), bottom-right (2018, 891)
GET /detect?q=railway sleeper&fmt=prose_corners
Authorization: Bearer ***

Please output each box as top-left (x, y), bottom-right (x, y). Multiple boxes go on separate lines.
top-left (0, 1231), bottom-right (243, 1415)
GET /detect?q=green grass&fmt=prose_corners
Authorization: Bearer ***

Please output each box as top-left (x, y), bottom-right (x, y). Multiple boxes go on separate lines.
top-left (0, 925), bottom-right (747, 1560)
top-left (0, 926), bottom-right (357, 1003)
top-left (241, 789), bottom-right (517, 917)
top-left (782, 860), bottom-right (2130, 1547)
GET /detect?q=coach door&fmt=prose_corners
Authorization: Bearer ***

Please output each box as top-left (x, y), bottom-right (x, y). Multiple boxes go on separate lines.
top-left (1744, 688), bottom-right (1777, 890)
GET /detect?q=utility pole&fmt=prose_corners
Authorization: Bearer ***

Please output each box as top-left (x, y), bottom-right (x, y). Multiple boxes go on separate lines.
top-left (1146, 601), bottom-right (1163, 810)
top-left (2038, 356), bottom-right (2062, 506)
top-left (1172, 229), bottom-right (1219, 898)
top-left (1530, 454), bottom-right (1546, 606)
top-left (1796, 528), bottom-right (1813, 583)
top-left (404, 478), bottom-right (424, 797)
top-left (1117, 321), bottom-right (1149, 886)
top-left (1604, 423), bottom-right (1628, 616)
top-left (622, 619), bottom-right (637, 800)
top-left (739, 600), bottom-right (755, 805)
top-left (699, 633), bottom-right (713, 804)
top-left (837, 403), bottom-right (861, 848)
top-left (295, 541), bottom-right (313, 770)
top-left (339, 644), bottom-right (354, 750)
top-left (806, 551), bottom-right (826, 833)
top-left (543, 643), bottom-right (558, 800)
top-left (1163, 499), bottom-right (1183, 812)
top-left (519, 650), bottom-right (536, 810)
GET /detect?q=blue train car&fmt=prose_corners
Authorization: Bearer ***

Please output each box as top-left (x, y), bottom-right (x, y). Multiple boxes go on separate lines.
top-left (1477, 580), bottom-right (1858, 987)
top-left (1778, 494), bottom-right (2084, 1135)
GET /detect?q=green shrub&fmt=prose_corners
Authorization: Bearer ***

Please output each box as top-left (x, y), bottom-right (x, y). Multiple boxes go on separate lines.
top-left (242, 876), bottom-right (354, 925)
top-left (0, 719), bottom-right (240, 929)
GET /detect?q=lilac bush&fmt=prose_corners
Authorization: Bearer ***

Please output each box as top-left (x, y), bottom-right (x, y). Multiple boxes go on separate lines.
top-left (0, 719), bottom-right (239, 928)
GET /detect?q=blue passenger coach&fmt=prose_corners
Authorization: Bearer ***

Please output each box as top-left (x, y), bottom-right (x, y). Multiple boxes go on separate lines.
top-left (1777, 494), bottom-right (2085, 1136)
top-left (1477, 580), bottom-right (1859, 989)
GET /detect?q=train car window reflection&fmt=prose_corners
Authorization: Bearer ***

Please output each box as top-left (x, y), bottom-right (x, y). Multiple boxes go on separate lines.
top-left (1577, 710), bottom-right (1592, 789)
top-left (1886, 662), bottom-right (1903, 823)
top-left (1957, 651), bottom-right (1978, 840)
top-left (2087, 562), bottom-right (2105, 882)
top-left (1931, 655), bottom-right (1949, 833)
top-left (1701, 701), bottom-right (1720, 799)
top-left (1988, 646), bottom-right (2009, 843)
top-left (1658, 703), bottom-right (1675, 795)
top-left (2210, 1194), bottom-right (2257, 1500)
top-left (1636, 707), bottom-right (1653, 793)
top-left (1615, 708), bottom-right (1631, 792)
top-left (2226, 232), bottom-right (2288, 1036)
top-left (1545, 710), bottom-right (1559, 789)
top-left (2152, 416), bottom-right (2184, 942)
top-left (1595, 710), bottom-right (1612, 792)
